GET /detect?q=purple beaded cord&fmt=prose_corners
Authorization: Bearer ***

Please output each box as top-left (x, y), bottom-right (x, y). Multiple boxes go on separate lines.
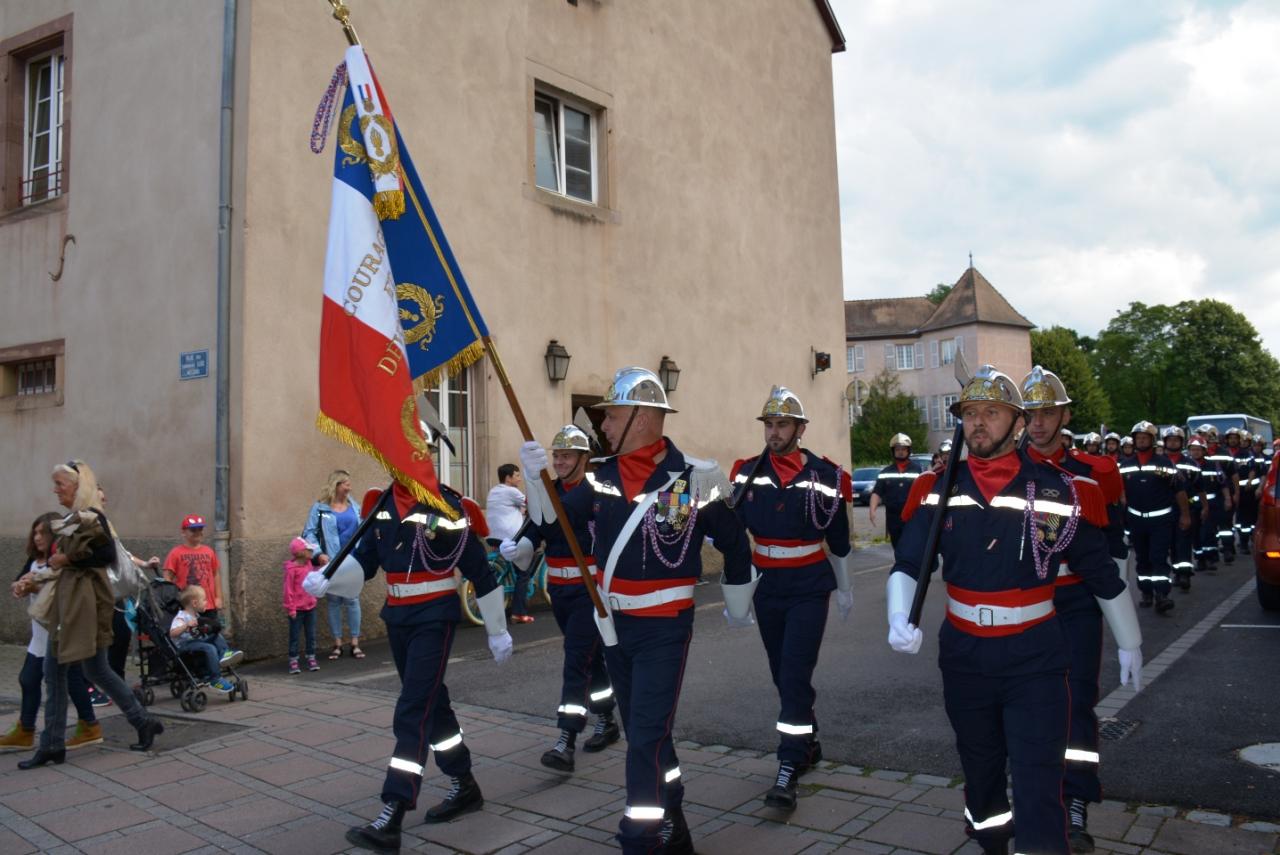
top-left (1026, 474), bottom-right (1080, 580)
top-left (310, 62), bottom-right (348, 154)
top-left (406, 521), bottom-right (469, 580)
top-left (806, 467), bottom-right (844, 530)
top-left (641, 492), bottom-right (700, 572)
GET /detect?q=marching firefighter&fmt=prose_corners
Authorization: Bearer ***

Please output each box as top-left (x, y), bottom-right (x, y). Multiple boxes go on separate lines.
top-left (1162, 427), bottom-right (1204, 592)
top-left (886, 364), bottom-right (1143, 855)
top-left (935, 439), bottom-right (954, 472)
top-left (1103, 432), bottom-right (1122, 460)
top-left (869, 434), bottom-right (923, 548)
top-left (1233, 431), bottom-right (1259, 555)
top-left (1082, 432), bottom-right (1103, 455)
top-left (1119, 421), bottom-right (1191, 613)
top-left (1061, 427), bottom-right (1076, 452)
top-left (310, 470), bottom-right (514, 852)
top-left (500, 425), bottom-right (619, 773)
top-left (520, 367), bottom-right (752, 855)
top-left (1020, 366), bottom-right (1128, 852)
top-left (729, 386), bottom-right (854, 810)
top-left (1202, 426), bottom-right (1238, 563)
top-left (1186, 437), bottom-right (1229, 572)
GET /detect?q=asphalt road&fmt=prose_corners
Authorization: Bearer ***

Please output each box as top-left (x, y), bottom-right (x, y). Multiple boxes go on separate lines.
top-left (249, 512), bottom-right (1280, 820)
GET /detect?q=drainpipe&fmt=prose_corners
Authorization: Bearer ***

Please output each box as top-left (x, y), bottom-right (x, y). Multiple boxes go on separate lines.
top-left (214, 0), bottom-right (238, 632)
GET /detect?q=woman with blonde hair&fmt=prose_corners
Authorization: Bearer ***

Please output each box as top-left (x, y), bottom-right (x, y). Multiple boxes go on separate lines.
top-left (18, 460), bottom-right (165, 768)
top-left (302, 469), bottom-right (365, 659)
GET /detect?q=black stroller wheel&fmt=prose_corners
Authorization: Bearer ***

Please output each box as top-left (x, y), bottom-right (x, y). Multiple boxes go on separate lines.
top-left (179, 689), bottom-right (193, 712)
top-left (238, 679), bottom-right (249, 701)
top-left (170, 679), bottom-right (183, 699)
top-left (190, 691), bottom-right (207, 713)
top-left (142, 686), bottom-right (156, 706)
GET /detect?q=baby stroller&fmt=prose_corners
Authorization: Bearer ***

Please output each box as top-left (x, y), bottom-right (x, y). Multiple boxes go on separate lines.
top-left (132, 575), bottom-right (248, 712)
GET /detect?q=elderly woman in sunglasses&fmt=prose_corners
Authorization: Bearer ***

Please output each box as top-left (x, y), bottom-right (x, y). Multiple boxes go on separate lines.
top-left (18, 460), bottom-right (165, 768)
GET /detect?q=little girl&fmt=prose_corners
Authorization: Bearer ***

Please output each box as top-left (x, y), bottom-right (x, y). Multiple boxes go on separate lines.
top-left (283, 537), bottom-right (320, 675)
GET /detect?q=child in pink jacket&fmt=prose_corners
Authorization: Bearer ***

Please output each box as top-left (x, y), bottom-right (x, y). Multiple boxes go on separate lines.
top-left (283, 537), bottom-right (320, 674)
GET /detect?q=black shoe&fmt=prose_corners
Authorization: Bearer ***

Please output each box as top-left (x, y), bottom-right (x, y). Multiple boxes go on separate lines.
top-left (1176, 572), bottom-right (1191, 591)
top-left (1155, 594), bottom-right (1174, 614)
top-left (582, 713), bottom-right (620, 752)
top-left (1068, 798), bottom-right (1095, 852)
top-left (763, 762), bottom-right (798, 810)
top-left (345, 800), bottom-right (405, 852)
top-left (1139, 593), bottom-right (1153, 607)
top-left (1224, 552), bottom-right (1235, 565)
top-left (978, 839), bottom-right (1010, 855)
top-left (423, 773), bottom-right (483, 822)
top-left (18, 748), bottom-right (65, 769)
top-left (130, 717), bottom-right (165, 751)
top-left (541, 730), bottom-right (576, 772)
top-left (800, 740), bottom-right (823, 775)
top-left (661, 805), bottom-right (694, 855)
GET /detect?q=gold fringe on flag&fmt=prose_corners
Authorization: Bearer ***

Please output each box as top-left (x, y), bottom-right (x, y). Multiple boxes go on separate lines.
top-left (413, 339), bottom-right (487, 390)
top-left (374, 189), bottom-right (405, 220)
top-left (315, 411), bottom-right (459, 520)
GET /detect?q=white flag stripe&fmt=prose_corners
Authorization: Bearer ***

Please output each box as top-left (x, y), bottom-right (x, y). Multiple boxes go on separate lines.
top-left (322, 179), bottom-right (402, 346)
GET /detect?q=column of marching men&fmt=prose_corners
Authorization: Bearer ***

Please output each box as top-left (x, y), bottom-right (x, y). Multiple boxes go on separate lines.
top-left (305, 359), bottom-right (1271, 855)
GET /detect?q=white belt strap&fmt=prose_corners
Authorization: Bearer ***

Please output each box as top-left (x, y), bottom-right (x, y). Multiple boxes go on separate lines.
top-left (387, 578), bottom-right (457, 598)
top-left (947, 597), bottom-right (1054, 627)
top-left (754, 542), bottom-right (823, 560)
top-left (1126, 505), bottom-right (1173, 518)
top-left (607, 585), bottom-right (696, 612)
top-left (547, 563), bottom-right (598, 579)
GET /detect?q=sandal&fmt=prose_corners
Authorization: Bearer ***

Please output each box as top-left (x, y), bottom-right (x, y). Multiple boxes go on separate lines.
top-left (328, 644), bottom-right (343, 660)
top-left (351, 645), bottom-right (365, 659)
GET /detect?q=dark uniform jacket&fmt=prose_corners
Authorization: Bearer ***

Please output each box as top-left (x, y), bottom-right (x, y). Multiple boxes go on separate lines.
top-left (1118, 451), bottom-right (1187, 521)
top-left (873, 459), bottom-right (924, 517)
top-left (525, 478), bottom-right (596, 590)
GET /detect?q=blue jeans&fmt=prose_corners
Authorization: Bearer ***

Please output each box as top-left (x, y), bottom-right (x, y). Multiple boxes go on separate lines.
top-left (41, 642), bottom-right (147, 751)
top-left (289, 609), bottom-right (317, 658)
top-left (326, 595), bottom-right (361, 640)
top-left (177, 634), bottom-right (227, 681)
top-left (19, 653), bottom-right (95, 729)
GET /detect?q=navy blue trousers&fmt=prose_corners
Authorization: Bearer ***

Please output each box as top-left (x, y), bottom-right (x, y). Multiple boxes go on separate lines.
top-left (1132, 518), bottom-right (1173, 596)
top-left (943, 667), bottom-right (1071, 855)
top-left (604, 613), bottom-right (692, 855)
top-left (382, 620), bottom-right (470, 808)
top-left (551, 585), bottom-right (614, 731)
top-left (754, 586), bottom-right (829, 766)
top-left (1055, 587), bottom-right (1103, 804)
top-left (1170, 518), bottom-right (1195, 581)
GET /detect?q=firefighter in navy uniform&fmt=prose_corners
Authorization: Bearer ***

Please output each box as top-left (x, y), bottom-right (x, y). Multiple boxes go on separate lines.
top-left (1118, 421), bottom-right (1191, 613)
top-left (1186, 437), bottom-right (1228, 572)
top-left (869, 434), bottom-right (923, 548)
top-left (500, 425), bottom-right (619, 773)
top-left (1082, 432), bottom-right (1103, 455)
top-left (1020, 367), bottom-right (1128, 852)
top-left (1202, 426), bottom-right (1238, 563)
top-left (728, 386), bottom-right (854, 811)
top-left (886, 365), bottom-right (1143, 855)
top-left (1162, 427), bottom-right (1205, 592)
top-left (1233, 431), bottom-right (1259, 554)
top-left (310, 475), bottom-right (513, 853)
top-left (1102, 432), bottom-right (1122, 460)
top-left (520, 367), bottom-right (752, 855)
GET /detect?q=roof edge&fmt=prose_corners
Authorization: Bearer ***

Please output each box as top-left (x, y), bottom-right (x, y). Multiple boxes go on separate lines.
top-left (812, 0), bottom-right (846, 53)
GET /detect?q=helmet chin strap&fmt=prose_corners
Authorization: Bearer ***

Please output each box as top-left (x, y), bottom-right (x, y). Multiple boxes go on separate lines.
top-left (613, 406), bottom-right (640, 455)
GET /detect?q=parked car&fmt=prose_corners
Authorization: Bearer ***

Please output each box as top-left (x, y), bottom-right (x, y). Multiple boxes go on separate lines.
top-left (910, 453), bottom-right (935, 471)
top-left (1254, 451), bottom-right (1280, 611)
top-left (851, 467), bottom-right (881, 506)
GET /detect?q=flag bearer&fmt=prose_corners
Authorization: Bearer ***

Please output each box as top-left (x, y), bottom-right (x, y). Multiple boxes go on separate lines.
top-left (501, 425), bottom-right (619, 773)
top-left (1119, 421), bottom-right (1190, 613)
top-left (869, 434), bottom-right (922, 548)
top-left (886, 364), bottom-right (1143, 855)
top-left (729, 386), bottom-right (853, 810)
top-left (520, 367), bottom-right (753, 855)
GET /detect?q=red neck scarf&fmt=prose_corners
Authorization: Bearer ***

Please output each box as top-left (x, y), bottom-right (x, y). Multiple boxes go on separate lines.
top-left (770, 451), bottom-right (805, 487)
top-left (561, 477), bottom-right (583, 492)
top-left (894, 458), bottom-right (910, 471)
top-left (1027, 446), bottom-right (1064, 465)
top-left (391, 482), bottom-right (418, 518)
top-left (1136, 450), bottom-right (1154, 466)
top-left (619, 437), bottom-right (668, 502)
top-left (1167, 451), bottom-right (1182, 464)
top-left (967, 450), bottom-right (1023, 503)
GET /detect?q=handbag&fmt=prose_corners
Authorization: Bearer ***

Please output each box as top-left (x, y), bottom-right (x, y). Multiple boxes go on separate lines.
top-left (28, 568), bottom-right (61, 628)
top-left (107, 539), bottom-right (145, 602)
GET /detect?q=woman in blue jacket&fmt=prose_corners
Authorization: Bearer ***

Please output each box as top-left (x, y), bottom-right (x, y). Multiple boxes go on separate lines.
top-left (303, 470), bottom-right (364, 659)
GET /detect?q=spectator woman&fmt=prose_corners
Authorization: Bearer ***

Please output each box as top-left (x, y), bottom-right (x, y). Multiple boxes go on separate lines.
top-left (303, 469), bottom-right (364, 659)
top-left (18, 460), bottom-right (165, 768)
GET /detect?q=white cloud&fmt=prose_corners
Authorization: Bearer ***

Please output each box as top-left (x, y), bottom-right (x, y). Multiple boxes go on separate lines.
top-left (831, 0), bottom-right (1280, 356)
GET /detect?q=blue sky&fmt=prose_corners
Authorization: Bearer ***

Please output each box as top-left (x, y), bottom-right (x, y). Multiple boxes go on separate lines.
top-left (829, 0), bottom-right (1280, 357)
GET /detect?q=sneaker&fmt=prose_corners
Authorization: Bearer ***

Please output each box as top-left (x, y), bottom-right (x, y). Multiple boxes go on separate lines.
top-left (0, 723), bottom-right (35, 752)
top-left (87, 685), bottom-right (112, 708)
top-left (66, 720), bottom-right (103, 750)
top-left (288, 658), bottom-right (301, 675)
top-left (583, 713), bottom-right (620, 752)
top-left (220, 649), bottom-right (244, 668)
top-left (423, 773), bottom-right (484, 823)
top-left (345, 799), bottom-right (406, 852)
top-left (511, 614), bottom-right (535, 624)
top-left (540, 730), bottom-right (576, 772)
top-left (307, 656), bottom-right (320, 672)
top-left (211, 678), bottom-right (236, 694)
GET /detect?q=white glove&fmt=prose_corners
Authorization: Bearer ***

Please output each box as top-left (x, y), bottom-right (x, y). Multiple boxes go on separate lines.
top-left (302, 570), bottom-right (330, 598)
top-left (1118, 647), bottom-right (1143, 691)
top-left (888, 612), bottom-right (923, 654)
top-left (519, 441), bottom-right (549, 481)
top-left (835, 589), bottom-right (854, 622)
top-left (500, 537), bottom-right (535, 571)
top-left (723, 607), bottom-right (755, 628)
top-left (488, 630), bottom-right (513, 664)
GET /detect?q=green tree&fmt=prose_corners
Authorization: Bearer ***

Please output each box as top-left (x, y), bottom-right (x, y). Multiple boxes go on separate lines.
top-left (1091, 299), bottom-right (1280, 428)
top-left (1030, 326), bottom-right (1112, 431)
top-left (849, 371), bottom-right (929, 465)
top-left (926, 283), bottom-right (952, 305)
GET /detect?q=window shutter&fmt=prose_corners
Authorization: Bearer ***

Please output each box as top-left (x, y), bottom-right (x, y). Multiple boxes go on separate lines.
top-left (884, 344), bottom-right (896, 370)
top-left (914, 342), bottom-right (924, 370)
top-left (930, 339), bottom-right (940, 368)
top-left (855, 345), bottom-right (865, 372)
top-left (955, 335), bottom-right (964, 354)
top-left (929, 396), bottom-right (941, 430)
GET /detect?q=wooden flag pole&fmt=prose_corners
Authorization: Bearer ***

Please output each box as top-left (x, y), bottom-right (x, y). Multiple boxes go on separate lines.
top-left (484, 337), bottom-right (608, 617)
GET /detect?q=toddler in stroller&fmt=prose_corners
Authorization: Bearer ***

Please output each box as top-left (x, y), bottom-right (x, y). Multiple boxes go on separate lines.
top-left (134, 579), bottom-right (246, 711)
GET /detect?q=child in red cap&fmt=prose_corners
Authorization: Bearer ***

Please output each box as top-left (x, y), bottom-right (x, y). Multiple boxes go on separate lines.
top-left (283, 538), bottom-right (320, 674)
top-left (163, 515), bottom-right (224, 619)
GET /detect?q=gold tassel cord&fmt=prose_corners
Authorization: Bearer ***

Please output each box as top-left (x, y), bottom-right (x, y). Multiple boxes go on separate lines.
top-left (315, 412), bottom-right (459, 520)
top-left (412, 339), bottom-right (487, 390)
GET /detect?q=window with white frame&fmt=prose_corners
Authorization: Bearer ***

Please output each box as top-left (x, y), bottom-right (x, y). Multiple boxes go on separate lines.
top-left (421, 368), bottom-right (473, 495)
top-left (942, 394), bottom-right (958, 429)
top-left (929, 396), bottom-right (942, 430)
top-left (534, 91), bottom-right (596, 203)
top-left (23, 48), bottom-right (65, 205)
top-left (941, 338), bottom-right (957, 365)
top-left (915, 397), bottom-right (928, 425)
top-left (895, 344), bottom-right (914, 370)
top-left (846, 344), bottom-right (864, 373)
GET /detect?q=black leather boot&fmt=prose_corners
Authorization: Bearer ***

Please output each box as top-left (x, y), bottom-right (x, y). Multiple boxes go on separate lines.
top-left (18, 747), bottom-right (65, 770)
top-left (1154, 592), bottom-right (1174, 614)
top-left (423, 773), bottom-right (483, 822)
top-left (130, 717), bottom-right (165, 751)
top-left (345, 800), bottom-right (406, 852)
top-left (541, 729), bottom-right (576, 772)
top-left (798, 739), bottom-right (823, 775)
top-left (662, 804), bottom-right (694, 855)
top-left (763, 762), bottom-right (798, 810)
top-left (583, 712), bottom-right (620, 752)
top-left (1068, 797), bottom-right (1096, 852)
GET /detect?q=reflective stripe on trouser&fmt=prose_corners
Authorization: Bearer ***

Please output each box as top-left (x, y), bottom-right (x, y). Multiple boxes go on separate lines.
top-left (605, 613), bottom-right (692, 855)
top-left (755, 586), bottom-right (829, 765)
top-left (551, 583), bottom-right (615, 732)
top-left (1171, 523), bottom-right (1194, 578)
top-left (1194, 513), bottom-right (1220, 564)
top-left (1132, 521), bottom-right (1174, 597)
top-left (943, 667), bottom-right (1071, 854)
top-left (1055, 584), bottom-right (1103, 804)
top-left (382, 620), bottom-right (470, 808)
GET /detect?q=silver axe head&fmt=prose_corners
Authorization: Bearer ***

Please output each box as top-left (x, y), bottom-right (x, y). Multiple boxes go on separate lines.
top-left (417, 394), bottom-right (457, 456)
top-left (573, 406), bottom-right (603, 453)
top-left (954, 350), bottom-right (973, 387)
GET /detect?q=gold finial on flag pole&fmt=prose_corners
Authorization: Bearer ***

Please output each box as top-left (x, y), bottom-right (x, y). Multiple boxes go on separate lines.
top-left (328, 0), bottom-right (361, 45)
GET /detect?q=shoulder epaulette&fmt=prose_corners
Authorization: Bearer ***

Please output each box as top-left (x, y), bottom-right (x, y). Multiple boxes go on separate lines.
top-left (685, 455), bottom-right (732, 506)
top-left (900, 470), bottom-right (939, 522)
top-left (730, 456), bottom-right (759, 482)
top-left (460, 497), bottom-right (488, 538)
top-left (1071, 476), bottom-right (1109, 528)
top-left (1072, 451), bottom-right (1123, 504)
